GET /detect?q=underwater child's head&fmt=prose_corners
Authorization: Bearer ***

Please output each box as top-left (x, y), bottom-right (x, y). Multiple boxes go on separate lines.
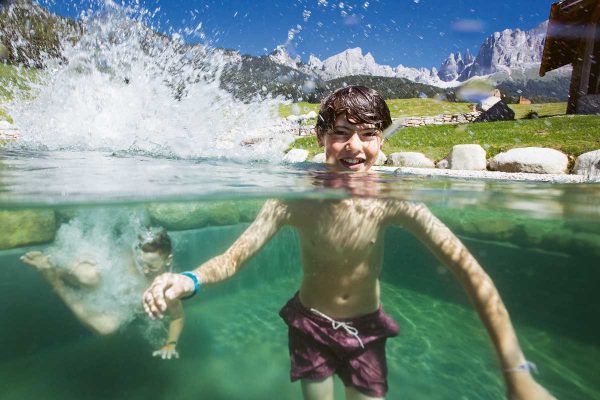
top-left (315, 86), bottom-right (392, 172)
top-left (133, 228), bottom-right (173, 278)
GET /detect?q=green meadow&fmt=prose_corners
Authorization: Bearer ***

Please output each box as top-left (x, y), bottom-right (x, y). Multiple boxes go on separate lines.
top-left (281, 98), bottom-right (599, 161)
top-left (292, 115), bottom-right (600, 161)
top-left (279, 99), bottom-right (567, 120)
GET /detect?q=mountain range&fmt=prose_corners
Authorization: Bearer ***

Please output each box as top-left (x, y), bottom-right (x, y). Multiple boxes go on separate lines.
top-left (0, 0), bottom-right (571, 102)
top-left (265, 20), bottom-right (569, 88)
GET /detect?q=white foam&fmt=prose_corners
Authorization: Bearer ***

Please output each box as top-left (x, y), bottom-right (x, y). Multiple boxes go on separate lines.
top-left (6, 1), bottom-right (292, 161)
top-left (48, 207), bottom-right (149, 327)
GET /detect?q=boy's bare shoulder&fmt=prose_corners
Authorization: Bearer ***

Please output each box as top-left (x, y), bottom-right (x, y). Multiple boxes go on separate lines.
top-left (258, 199), bottom-right (293, 221)
top-left (279, 197), bottom-right (419, 223)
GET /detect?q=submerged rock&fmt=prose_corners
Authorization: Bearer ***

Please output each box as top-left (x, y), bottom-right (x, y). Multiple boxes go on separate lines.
top-left (0, 209), bottom-right (56, 249)
top-left (237, 200), bottom-right (266, 222)
top-left (489, 147), bottom-right (568, 174)
top-left (387, 152), bottom-right (435, 168)
top-left (148, 202), bottom-right (241, 230)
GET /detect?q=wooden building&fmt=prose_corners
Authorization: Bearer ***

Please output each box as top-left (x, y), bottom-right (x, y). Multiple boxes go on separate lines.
top-left (540, 0), bottom-right (600, 114)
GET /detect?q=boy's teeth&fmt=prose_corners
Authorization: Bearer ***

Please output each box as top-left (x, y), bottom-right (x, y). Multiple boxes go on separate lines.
top-left (342, 158), bottom-right (361, 164)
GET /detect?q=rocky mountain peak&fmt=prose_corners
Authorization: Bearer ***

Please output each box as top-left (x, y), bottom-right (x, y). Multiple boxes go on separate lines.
top-left (458, 20), bottom-right (548, 81)
top-left (437, 50), bottom-right (472, 82)
top-left (269, 45), bottom-right (301, 69)
top-left (464, 48), bottom-right (474, 64)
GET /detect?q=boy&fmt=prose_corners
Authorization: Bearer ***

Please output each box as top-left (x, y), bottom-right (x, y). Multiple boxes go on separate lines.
top-left (143, 86), bottom-right (555, 398)
top-left (22, 227), bottom-right (184, 360)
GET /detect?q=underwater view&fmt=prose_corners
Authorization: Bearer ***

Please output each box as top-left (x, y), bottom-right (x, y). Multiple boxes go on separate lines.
top-left (1, 1), bottom-right (600, 400)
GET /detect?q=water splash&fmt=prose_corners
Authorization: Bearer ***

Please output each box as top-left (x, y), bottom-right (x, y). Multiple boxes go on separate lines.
top-left (4, 1), bottom-right (293, 160)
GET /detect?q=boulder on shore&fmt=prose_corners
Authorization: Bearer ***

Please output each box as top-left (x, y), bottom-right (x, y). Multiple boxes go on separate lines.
top-left (374, 151), bottom-right (387, 166)
top-left (474, 97), bottom-right (515, 122)
top-left (283, 148), bottom-right (309, 163)
top-left (436, 158), bottom-right (449, 169)
top-left (447, 144), bottom-right (487, 170)
top-left (387, 152), bottom-right (435, 168)
top-left (311, 153), bottom-right (326, 163)
top-left (573, 149), bottom-right (600, 181)
top-left (489, 147), bottom-right (568, 174)
top-left (0, 209), bottom-right (56, 250)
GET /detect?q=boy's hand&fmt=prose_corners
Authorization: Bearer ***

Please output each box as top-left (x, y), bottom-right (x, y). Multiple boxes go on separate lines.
top-left (506, 372), bottom-right (557, 400)
top-left (152, 343), bottom-right (179, 360)
top-left (20, 251), bottom-right (54, 270)
top-left (142, 272), bottom-right (195, 319)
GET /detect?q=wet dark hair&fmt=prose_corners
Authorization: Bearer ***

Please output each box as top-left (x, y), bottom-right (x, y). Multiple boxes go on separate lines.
top-left (139, 228), bottom-right (172, 257)
top-left (315, 86), bottom-right (392, 136)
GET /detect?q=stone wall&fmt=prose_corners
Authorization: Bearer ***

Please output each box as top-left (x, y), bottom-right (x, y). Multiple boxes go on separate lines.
top-left (400, 111), bottom-right (481, 128)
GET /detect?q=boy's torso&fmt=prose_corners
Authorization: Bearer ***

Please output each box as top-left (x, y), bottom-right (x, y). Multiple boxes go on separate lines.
top-left (285, 198), bottom-right (392, 319)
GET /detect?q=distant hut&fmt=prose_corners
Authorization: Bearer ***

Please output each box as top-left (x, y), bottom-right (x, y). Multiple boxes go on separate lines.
top-left (518, 96), bottom-right (532, 105)
top-left (540, 0), bottom-right (600, 114)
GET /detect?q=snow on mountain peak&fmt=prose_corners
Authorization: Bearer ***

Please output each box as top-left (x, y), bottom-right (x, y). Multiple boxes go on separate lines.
top-left (269, 45), bottom-right (301, 69)
top-left (266, 20), bottom-right (549, 88)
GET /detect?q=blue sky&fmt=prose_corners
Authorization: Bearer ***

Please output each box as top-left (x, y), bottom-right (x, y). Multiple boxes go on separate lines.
top-left (41, 0), bottom-right (551, 68)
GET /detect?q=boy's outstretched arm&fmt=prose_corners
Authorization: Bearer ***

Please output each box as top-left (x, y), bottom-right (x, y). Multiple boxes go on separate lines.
top-left (152, 300), bottom-right (184, 360)
top-left (387, 201), bottom-right (556, 400)
top-left (143, 199), bottom-right (289, 319)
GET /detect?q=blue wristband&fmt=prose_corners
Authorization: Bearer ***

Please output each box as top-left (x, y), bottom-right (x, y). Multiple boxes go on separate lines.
top-left (180, 271), bottom-right (200, 300)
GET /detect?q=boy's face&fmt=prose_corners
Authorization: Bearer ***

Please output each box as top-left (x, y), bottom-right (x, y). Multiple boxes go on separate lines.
top-left (318, 114), bottom-right (383, 172)
top-left (133, 246), bottom-right (172, 278)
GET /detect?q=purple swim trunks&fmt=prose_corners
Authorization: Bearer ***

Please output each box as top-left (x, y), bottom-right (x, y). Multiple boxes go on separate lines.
top-left (279, 293), bottom-right (400, 398)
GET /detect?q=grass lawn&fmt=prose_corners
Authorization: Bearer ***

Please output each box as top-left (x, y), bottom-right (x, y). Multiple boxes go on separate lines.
top-left (0, 108), bottom-right (12, 123)
top-left (279, 98), bottom-right (567, 120)
top-left (292, 115), bottom-right (600, 161)
top-left (0, 63), bottom-right (38, 102)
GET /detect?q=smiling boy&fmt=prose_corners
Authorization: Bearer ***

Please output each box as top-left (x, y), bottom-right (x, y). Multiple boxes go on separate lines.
top-left (143, 86), bottom-right (555, 399)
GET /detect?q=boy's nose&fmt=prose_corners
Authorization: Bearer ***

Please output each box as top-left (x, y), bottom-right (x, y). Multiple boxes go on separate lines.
top-left (345, 133), bottom-right (362, 151)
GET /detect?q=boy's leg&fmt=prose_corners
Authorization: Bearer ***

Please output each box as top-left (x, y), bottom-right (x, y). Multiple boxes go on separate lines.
top-left (21, 251), bottom-right (100, 288)
top-left (63, 259), bottom-right (100, 288)
top-left (301, 377), bottom-right (334, 400)
top-left (345, 386), bottom-right (383, 400)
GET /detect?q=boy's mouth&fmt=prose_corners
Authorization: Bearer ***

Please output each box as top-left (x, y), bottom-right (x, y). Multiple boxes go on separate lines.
top-left (339, 157), bottom-right (365, 169)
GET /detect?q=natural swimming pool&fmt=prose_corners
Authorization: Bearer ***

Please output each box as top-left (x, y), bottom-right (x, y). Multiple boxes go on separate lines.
top-left (0, 151), bottom-right (598, 400)
top-left (1, 2), bottom-right (599, 397)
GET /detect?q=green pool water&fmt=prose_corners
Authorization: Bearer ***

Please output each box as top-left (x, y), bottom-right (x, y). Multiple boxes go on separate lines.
top-left (0, 203), bottom-right (598, 400)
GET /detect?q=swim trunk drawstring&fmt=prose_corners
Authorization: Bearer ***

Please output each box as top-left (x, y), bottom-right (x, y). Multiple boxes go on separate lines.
top-left (310, 308), bottom-right (365, 349)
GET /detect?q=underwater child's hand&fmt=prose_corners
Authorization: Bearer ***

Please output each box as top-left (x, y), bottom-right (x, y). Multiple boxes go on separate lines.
top-left (143, 272), bottom-right (195, 319)
top-left (152, 343), bottom-right (179, 360)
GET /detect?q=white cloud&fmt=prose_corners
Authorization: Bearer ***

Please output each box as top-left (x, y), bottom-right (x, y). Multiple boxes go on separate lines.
top-left (452, 19), bottom-right (485, 32)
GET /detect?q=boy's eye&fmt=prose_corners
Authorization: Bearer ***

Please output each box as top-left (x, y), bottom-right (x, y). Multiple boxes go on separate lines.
top-left (359, 132), bottom-right (379, 140)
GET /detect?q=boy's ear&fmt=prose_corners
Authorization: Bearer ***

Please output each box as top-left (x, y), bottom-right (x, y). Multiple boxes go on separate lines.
top-left (166, 254), bottom-right (173, 267)
top-left (316, 129), bottom-right (324, 147)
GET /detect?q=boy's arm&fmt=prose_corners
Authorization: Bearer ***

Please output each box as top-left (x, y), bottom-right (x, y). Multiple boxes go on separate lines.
top-left (143, 199), bottom-right (289, 319)
top-left (387, 201), bottom-right (556, 400)
top-left (152, 300), bottom-right (184, 360)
